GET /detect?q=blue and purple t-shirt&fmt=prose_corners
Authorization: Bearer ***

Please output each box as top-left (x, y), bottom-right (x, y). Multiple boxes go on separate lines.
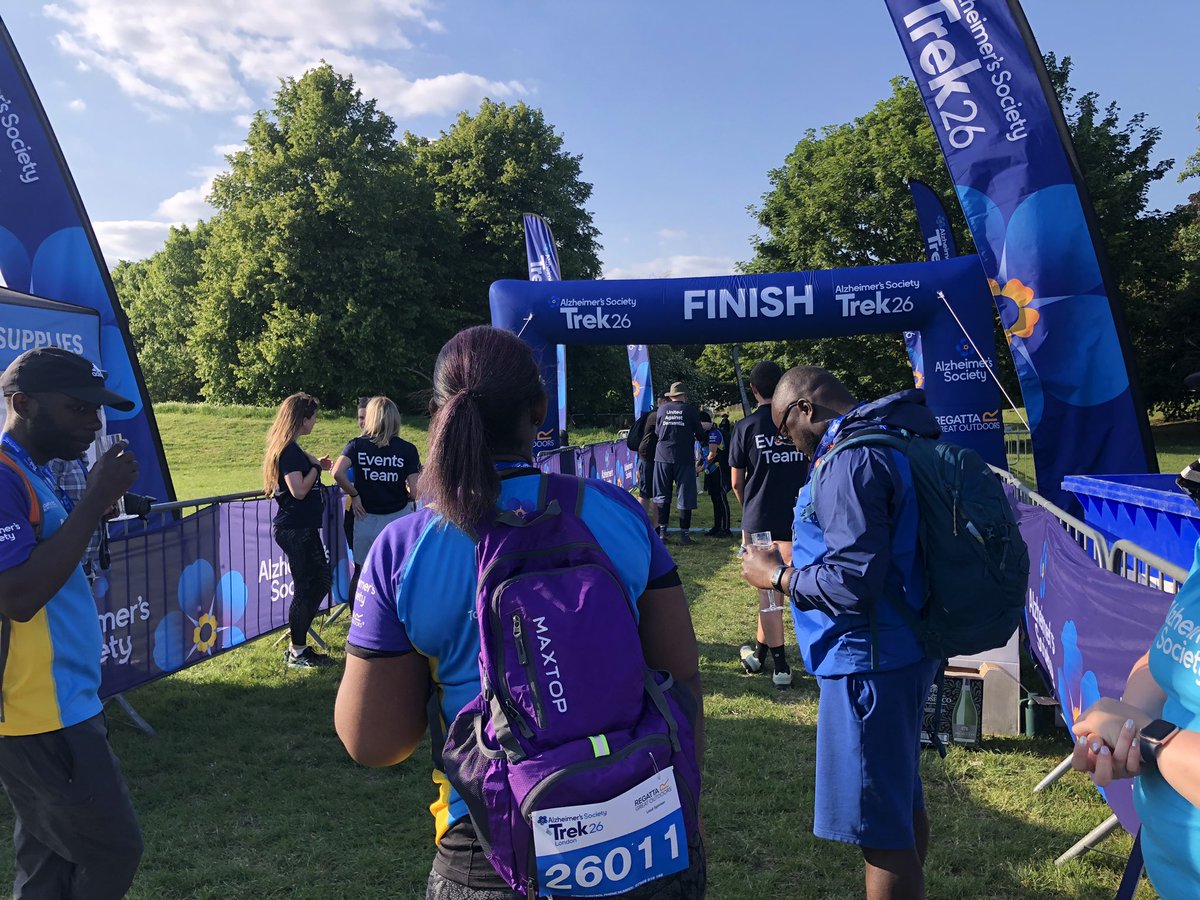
top-left (347, 471), bottom-right (677, 844)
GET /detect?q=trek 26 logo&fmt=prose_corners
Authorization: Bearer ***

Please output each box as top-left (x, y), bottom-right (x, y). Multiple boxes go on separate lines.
top-left (549, 295), bottom-right (636, 331)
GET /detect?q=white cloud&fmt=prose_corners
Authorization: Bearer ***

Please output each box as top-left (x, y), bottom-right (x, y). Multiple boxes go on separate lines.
top-left (45, 1), bottom-right (523, 118)
top-left (213, 143), bottom-right (245, 157)
top-left (67, 98), bottom-right (86, 111)
top-left (154, 168), bottom-right (220, 223)
top-left (92, 220), bottom-right (175, 265)
top-left (605, 255), bottom-right (737, 280)
top-left (656, 228), bottom-right (687, 241)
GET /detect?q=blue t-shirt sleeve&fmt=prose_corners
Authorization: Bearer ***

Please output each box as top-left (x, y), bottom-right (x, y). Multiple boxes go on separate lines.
top-left (582, 480), bottom-right (676, 591)
top-left (708, 431), bottom-right (721, 447)
top-left (0, 468), bottom-right (36, 573)
top-left (789, 447), bottom-right (897, 617)
top-left (347, 525), bottom-right (414, 655)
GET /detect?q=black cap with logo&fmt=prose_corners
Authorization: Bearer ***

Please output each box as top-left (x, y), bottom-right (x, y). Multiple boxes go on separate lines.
top-left (0, 347), bottom-right (135, 411)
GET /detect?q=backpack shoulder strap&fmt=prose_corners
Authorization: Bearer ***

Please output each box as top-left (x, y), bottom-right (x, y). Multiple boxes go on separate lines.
top-left (0, 450), bottom-right (42, 539)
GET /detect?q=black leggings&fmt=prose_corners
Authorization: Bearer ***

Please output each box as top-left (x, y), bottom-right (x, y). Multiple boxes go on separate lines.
top-left (274, 527), bottom-right (332, 646)
top-left (705, 471), bottom-right (730, 532)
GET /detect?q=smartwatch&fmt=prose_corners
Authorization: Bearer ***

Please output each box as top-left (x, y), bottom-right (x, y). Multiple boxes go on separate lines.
top-left (1138, 719), bottom-right (1181, 768)
top-left (771, 565), bottom-right (791, 594)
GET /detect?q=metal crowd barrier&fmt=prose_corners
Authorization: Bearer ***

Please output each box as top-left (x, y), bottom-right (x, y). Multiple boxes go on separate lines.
top-left (1108, 539), bottom-right (1187, 595)
top-left (991, 466), bottom-right (1109, 567)
top-left (993, 464), bottom-right (1188, 873)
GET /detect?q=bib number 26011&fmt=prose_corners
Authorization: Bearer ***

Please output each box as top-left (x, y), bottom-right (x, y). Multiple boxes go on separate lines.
top-left (532, 767), bottom-right (689, 897)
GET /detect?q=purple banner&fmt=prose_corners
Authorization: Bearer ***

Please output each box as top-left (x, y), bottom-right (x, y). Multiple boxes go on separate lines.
top-left (905, 179), bottom-right (960, 389)
top-left (535, 442), bottom-right (637, 490)
top-left (1019, 500), bottom-right (1171, 829)
top-left (885, 0), bottom-right (1156, 508)
top-left (523, 213), bottom-right (566, 451)
top-left (628, 344), bottom-right (654, 419)
top-left (97, 487), bottom-right (351, 697)
top-left (0, 18), bottom-right (175, 503)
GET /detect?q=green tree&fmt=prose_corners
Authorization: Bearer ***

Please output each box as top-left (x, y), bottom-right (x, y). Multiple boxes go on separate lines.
top-left (740, 75), bottom-right (961, 399)
top-left (736, 57), bottom-right (1189, 415)
top-left (113, 222), bottom-right (209, 401)
top-left (193, 65), bottom-right (448, 406)
top-left (407, 99), bottom-right (602, 322)
top-left (407, 100), bottom-right (615, 418)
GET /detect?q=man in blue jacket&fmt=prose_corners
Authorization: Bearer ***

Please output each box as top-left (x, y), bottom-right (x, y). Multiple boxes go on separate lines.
top-left (741, 365), bottom-right (939, 900)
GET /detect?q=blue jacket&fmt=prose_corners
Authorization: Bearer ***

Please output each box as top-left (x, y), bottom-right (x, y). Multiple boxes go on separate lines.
top-left (788, 390), bottom-right (937, 676)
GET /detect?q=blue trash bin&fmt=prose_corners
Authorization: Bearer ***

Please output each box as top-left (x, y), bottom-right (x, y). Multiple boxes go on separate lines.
top-left (1062, 474), bottom-right (1200, 570)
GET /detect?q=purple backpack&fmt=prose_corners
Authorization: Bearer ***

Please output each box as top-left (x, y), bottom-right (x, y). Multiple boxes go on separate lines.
top-left (442, 474), bottom-right (701, 897)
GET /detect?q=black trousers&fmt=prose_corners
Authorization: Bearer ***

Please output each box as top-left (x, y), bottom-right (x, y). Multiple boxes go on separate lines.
top-left (704, 470), bottom-right (730, 532)
top-left (0, 713), bottom-right (142, 899)
top-left (274, 526), bottom-right (333, 646)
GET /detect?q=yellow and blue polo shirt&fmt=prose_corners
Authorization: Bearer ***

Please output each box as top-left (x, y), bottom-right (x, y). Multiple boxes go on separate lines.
top-left (0, 450), bottom-right (103, 735)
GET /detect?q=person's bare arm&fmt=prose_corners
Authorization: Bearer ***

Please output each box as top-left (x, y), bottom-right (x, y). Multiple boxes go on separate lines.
top-left (731, 467), bottom-right (746, 506)
top-left (331, 456), bottom-right (356, 496)
top-left (637, 584), bottom-right (704, 769)
top-left (406, 473), bottom-right (420, 501)
top-left (335, 652), bottom-right (431, 767)
top-left (283, 466), bottom-right (319, 499)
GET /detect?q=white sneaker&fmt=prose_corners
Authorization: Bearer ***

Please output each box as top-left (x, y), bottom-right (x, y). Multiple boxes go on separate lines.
top-left (739, 645), bottom-right (762, 674)
top-left (772, 668), bottom-right (793, 691)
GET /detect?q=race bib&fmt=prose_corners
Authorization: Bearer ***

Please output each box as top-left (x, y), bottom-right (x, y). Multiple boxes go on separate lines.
top-left (532, 767), bottom-right (688, 897)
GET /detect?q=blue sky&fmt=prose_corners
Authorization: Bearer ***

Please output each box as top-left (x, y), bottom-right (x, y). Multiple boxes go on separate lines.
top-left (6, 1), bottom-right (1199, 276)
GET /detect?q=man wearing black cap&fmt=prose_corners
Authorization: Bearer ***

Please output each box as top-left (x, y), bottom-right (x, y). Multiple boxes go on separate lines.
top-left (0, 347), bottom-right (143, 898)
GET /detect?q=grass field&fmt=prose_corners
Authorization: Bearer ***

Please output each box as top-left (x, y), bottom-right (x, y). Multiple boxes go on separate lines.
top-left (3, 403), bottom-right (1190, 898)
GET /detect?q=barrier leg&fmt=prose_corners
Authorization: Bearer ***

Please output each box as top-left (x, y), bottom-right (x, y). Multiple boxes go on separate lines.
top-left (1115, 832), bottom-right (1144, 900)
top-left (323, 603), bottom-right (349, 628)
top-left (108, 693), bottom-right (156, 737)
top-left (1033, 754), bottom-right (1074, 793)
top-left (1054, 814), bottom-right (1121, 865)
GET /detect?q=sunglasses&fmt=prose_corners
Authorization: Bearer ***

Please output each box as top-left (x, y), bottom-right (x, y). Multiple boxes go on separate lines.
top-left (777, 398), bottom-right (806, 443)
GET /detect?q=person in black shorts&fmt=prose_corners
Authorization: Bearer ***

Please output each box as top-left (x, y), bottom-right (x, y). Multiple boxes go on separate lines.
top-left (630, 392), bottom-right (667, 517)
top-left (729, 361), bottom-right (808, 689)
top-left (652, 382), bottom-right (707, 545)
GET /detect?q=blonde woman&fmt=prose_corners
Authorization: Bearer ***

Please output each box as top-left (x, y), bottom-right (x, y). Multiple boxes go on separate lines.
top-left (332, 396), bottom-right (420, 573)
top-left (263, 392), bottom-right (333, 668)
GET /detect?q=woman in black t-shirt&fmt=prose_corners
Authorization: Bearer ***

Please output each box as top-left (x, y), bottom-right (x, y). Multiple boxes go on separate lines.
top-left (262, 392), bottom-right (334, 669)
top-left (332, 396), bottom-right (420, 599)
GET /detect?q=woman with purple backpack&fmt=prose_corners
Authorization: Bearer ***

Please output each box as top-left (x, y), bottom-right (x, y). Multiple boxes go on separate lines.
top-left (335, 326), bottom-right (706, 899)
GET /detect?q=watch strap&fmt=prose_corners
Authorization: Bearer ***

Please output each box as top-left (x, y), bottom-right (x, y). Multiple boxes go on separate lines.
top-left (1138, 719), bottom-right (1181, 768)
top-left (771, 565), bottom-right (789, 594)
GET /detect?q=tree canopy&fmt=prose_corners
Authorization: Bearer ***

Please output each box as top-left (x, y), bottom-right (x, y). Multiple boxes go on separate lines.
top-left (117, 69), bottom-right (600, 409)
top-left (723, 56), bottom-right (1197, 418)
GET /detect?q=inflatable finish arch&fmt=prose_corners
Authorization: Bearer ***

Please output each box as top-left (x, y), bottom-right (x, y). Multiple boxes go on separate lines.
top-left (491, 254), bottom-right (1006, 466)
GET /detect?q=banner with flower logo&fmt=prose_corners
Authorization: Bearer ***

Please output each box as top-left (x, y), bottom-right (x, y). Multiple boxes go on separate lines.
top-left (97, 488), bottom-right (352, 697)
top-left (0, 19), bottom-right (175, 504)
top-left (885, 0), bottom-right (1156, 507)
top-left (1017, 499), bottom-right (1170, 829)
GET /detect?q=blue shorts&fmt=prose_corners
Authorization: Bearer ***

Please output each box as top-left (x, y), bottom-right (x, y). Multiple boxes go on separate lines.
top-left (814, 658), bottom-right (939, 849)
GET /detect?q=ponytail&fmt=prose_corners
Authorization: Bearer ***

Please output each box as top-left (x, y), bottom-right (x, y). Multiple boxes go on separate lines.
top-left (422, 326), bottom-right (545, 532)
top-left (422, 391), bottom-right (499, 532)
